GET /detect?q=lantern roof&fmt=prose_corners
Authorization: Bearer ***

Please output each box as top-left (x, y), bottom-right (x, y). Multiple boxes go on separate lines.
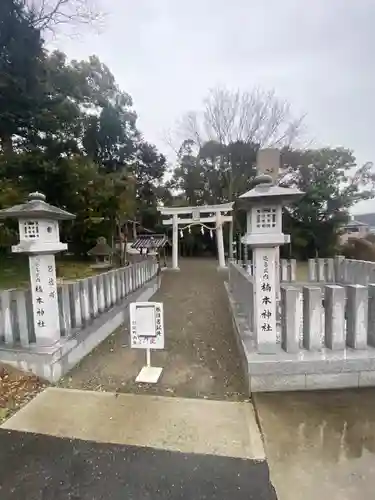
top-left (87, 237), bottom-right (113, 256)
top-left (237, 174), bottom-right (304, 208)
top-left (0, 192), bottom-right (75, 221)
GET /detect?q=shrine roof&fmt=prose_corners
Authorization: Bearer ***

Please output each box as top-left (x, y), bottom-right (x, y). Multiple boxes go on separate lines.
top-left (132, 234), bottom-right (169, 249)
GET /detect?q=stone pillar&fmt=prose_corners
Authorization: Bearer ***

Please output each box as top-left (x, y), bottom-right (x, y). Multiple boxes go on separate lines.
top-left (216, 211), bottom-right (226, 269)
top-left (29, 254), bottom-right (60, 346)
top-left (172, 214), bottom-right (179, 270)
top-left (253, 246), bottom-right (278, 352)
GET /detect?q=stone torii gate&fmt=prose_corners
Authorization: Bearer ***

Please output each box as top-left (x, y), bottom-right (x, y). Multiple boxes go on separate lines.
top-left (157, 204), bottom-right (233, 270)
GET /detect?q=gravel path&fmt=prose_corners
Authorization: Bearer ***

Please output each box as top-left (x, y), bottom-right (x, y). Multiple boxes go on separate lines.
top-left (60, 259), bottom-right (246, 401)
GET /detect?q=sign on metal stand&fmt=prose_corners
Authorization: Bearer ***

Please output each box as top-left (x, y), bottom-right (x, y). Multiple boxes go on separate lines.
top-left (129, 302), bottom-right (164, 383)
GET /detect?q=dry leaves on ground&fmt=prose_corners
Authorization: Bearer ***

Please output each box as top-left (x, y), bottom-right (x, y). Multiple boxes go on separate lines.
top-left (0, 364), bottom-right (46, 423)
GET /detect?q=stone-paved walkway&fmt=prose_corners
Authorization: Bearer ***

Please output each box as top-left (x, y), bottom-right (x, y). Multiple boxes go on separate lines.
top-left (60, 259), bottom-right (246, 401)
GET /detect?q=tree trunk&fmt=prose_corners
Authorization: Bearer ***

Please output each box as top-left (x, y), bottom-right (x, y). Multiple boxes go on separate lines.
top-left (1, 135), bottom-right (13, 154)
top-left (117, 220), bottom-right (125, 266)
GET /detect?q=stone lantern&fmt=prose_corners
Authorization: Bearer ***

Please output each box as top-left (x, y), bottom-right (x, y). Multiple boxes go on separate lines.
top-left (0, 192), bottom-right (75, 346)
top-left (87, 237), bottom-right (113, 270)
top-left (237, 154), bottom-right (303, 353)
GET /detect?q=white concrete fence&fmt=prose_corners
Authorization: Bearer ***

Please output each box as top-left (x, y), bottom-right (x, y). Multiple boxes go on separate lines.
top-left (0, 259), bottom-right (158, 347)
top-left (228, 259), bottom-right (375, 392)
top-left (279, 283), bottom-right (375, 353)
top-left (229, 259), bottom-right (375, 353)
top-left (308, 257), bottom-right (375, 285)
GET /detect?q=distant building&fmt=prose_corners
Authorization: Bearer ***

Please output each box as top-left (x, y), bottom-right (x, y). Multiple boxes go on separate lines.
top-left (340, 217), bottom-right (369, 244)
top-left (354, 213), bottom-right (375, 234)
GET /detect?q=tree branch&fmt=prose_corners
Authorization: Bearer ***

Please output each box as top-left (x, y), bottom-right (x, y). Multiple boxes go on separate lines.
top-left (24, 0), bottom-right (103, 31)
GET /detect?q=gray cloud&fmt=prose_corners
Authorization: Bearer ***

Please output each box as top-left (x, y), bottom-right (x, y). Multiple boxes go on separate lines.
top-left (48, 0), bottom-right (375, 211)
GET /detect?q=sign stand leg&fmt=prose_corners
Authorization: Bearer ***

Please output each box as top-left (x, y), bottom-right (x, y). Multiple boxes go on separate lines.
top-left (135, 347), bottom-right (163, 384)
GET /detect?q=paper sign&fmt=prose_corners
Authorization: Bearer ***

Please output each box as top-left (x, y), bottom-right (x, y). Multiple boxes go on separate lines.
top-left (130, 302), bottom-right (164, 349)
top-left (135, 306), bottom-right (156, 337)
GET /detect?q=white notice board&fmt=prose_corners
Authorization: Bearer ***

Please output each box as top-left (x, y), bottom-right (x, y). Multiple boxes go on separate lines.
top-left (130, 302), bottom-right (164, 349)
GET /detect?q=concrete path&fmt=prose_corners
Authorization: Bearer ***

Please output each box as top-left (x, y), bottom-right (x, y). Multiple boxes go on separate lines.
top-left (0, 388), bottom-right (277, 499)
top-left (255, 389), bottom-right (375, 500)
top-left (60, 259), bottom-right (246, 401)
top-left (2, 388), bottom-right (264, 459)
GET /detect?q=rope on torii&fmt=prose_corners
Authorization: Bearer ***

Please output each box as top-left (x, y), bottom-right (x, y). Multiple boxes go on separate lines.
top-left (179, 221), bottom-right (214, 239)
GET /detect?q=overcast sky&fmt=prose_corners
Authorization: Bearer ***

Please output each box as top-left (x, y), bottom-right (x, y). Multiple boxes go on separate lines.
top-left (48, 0), bottom-right (375, 212)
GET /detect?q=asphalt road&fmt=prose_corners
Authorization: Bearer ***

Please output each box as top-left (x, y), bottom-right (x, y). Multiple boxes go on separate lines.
top-left (0, 429), bottom-right (277, 500)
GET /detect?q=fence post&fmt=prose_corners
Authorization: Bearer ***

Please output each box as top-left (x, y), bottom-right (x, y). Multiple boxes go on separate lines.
top-left (115, 269), bottom-right (122, 301)
top-left (129, 266), bottom-right (134, 292)
top-left (326, 259), bottom-right (335, 283)
top-left (121, 269), bottom-right (126, 297)
top-left (308, 259), bottom-right (317, 282)
top-left (281, 286), bottom-right (301, 353)
top-left (80, 279), bottom-right (91, 324)
top-left (141, 261), bottom-right (145, 285)
top-left (281, 260), bottom-right (288, 281)
top-left (124, 267), bottom-right (130, 295)
top-left (68, 282), bottom-right (82, 328)
top-left (137, 264), bottom-right (141, 288)
top-left (346, 285), bottom-right (368, 349)
top-left (333, 255), bottom-right (345, 283)
top-left (58, 285), bottom-right (72, 336)
top-left (89, 276), bottom-right (99, 318)
top-left (290, 259), bottom-right (296, 282)
top-left (368, 284), bottom-right (375, 347)
top-left (369, 266), bottom-right (375, 286)
top-left (110, 270), bottom-right (117, 305)
top-left (104, 272), bottom-right (112, 308)
top-left (317, 259), bottom-right (325, 282)
top-left (14, 290), bottom-right (29, 347)
top-left (357, 262), bottom-right (367, 286)
top-left (324, 285), bottom-right (345, 350)
top-left (132, 265), bottom-right (137, 289)
top-left (303, 286), bottom-right (322, 350)
top-left (0, 290), bottom-right (13, 344)
top-left (97, 274), bottom-right (105, 313)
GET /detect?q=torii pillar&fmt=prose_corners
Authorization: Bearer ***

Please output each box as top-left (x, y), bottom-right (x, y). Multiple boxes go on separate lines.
top-left (172, 214), bottom-right (179, 270)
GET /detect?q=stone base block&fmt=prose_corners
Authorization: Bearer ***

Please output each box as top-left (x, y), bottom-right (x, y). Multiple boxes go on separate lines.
top-left (250, 374), bottom-right (306, 392)
top-left (249, 371), bottom-right (375, 392)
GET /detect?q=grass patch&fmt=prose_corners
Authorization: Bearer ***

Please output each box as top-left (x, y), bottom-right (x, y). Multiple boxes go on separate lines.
top-left (0, 254), bottom-right (100, 290)
top-left (296, 261), bottom-right (308, 281)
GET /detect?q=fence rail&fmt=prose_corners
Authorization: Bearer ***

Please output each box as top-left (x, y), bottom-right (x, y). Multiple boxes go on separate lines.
top-left (0, 259), bottom-right (158, 347)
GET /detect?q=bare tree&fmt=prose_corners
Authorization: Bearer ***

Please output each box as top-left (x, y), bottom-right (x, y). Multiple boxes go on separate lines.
top-left (179, 86), bottom-right (305, 149)
top-left (174, 86), bottom-right (306, 258)
top-left (24, 0), bottom-right (103, 31)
